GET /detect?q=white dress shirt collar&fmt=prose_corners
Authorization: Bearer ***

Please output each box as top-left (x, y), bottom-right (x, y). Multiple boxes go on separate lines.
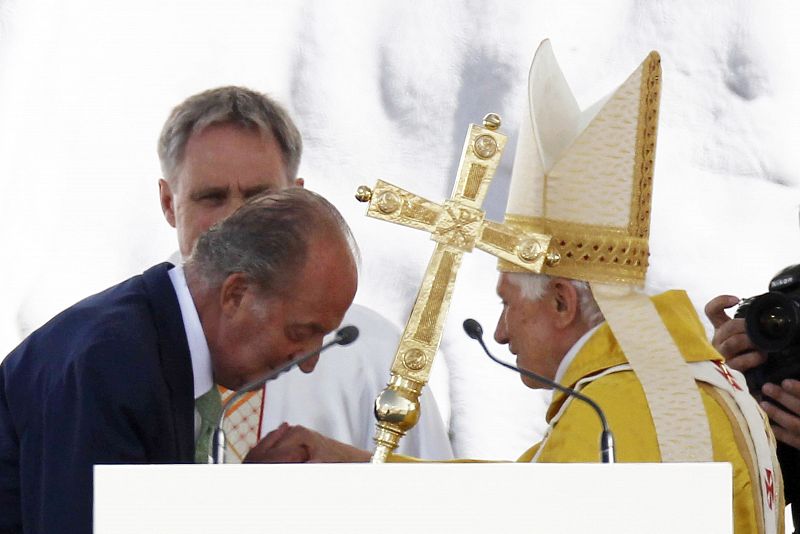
top-left (554, 323), bottom-right (603, 385)
top-left (168, 264), bottom-right (214, 400)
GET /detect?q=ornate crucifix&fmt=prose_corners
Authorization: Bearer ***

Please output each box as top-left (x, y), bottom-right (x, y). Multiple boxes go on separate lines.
top-left (355, 114), bottom-right (559, 462)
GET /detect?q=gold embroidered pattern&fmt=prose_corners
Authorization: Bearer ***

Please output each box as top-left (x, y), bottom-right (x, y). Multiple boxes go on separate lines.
top-left (431, 201), bottom-right (484, 251)
top-left (479, 223), bottom-right (518, 253)
top-left (630, 52), bottom-right (660, 239)
top-left (501, 215), bottom-right (648, 284)
top-left (462, 163), bottom-right (487, 200)
top-left (413, 251), bottom-right (455, 344)
top-left (400, 198), bottom-right (440, 226)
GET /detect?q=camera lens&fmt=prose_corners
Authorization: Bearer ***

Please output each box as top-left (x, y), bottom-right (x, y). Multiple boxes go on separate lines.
top-left (759, 306), bottom-right (790, 339)
top-left (745, 292), bottom-right (800, 351)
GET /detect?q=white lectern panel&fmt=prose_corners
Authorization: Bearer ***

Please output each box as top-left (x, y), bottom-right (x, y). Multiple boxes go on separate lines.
top-left (95, 463), bottom-right (732, 533)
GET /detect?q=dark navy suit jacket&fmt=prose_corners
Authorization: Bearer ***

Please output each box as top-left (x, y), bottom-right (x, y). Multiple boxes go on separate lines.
top-left (0, 263), bottom-right (196, 533)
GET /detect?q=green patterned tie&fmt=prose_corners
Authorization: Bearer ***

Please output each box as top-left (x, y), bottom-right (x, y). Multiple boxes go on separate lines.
top-left (195, 386), bottom-right (223, 464)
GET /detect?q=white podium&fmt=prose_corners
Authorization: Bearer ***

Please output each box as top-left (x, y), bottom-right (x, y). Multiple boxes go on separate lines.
top-left (95, 463), bottom-right (732, 533)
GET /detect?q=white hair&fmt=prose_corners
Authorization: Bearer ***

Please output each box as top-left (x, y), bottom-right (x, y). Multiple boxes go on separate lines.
top-left (506, 272), bottom-right (604, 328)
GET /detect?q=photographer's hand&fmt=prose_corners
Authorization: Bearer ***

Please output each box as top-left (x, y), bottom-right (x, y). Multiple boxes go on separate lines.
top-left (705, 294), bottom-right (768, 371)
top-left (761, 380), bottom-right (800, 449)
top-left (707, 295), bottom-right (800, 449)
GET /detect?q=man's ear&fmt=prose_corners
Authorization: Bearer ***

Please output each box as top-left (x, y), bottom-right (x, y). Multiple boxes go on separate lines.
top-left (159, 178), bottom-right (177, 228)
top-left (550, 278), bottom-right (580, 328)
top-left (294, 176), bottom-right (305, 188)
top-left (220, 273), bottom-right (250, 318)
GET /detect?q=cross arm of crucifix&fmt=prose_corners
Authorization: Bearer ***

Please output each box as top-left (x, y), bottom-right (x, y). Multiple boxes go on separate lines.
top-left (356, 179), bottom-right (556, 272)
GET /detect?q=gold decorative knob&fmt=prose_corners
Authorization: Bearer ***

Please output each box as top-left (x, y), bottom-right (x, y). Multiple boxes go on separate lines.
top-left (483, 113), bottom-right (501, 130)
top-left (546, 250), bottom-right (561, 266)
top-left (373, 388), bottom-right (420, 430)
top-left (355, 185), bottom-right (373, 202)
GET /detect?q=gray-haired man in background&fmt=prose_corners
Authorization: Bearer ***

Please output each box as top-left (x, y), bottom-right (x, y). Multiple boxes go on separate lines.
top-left (156, 86), bottom-right (453, 461)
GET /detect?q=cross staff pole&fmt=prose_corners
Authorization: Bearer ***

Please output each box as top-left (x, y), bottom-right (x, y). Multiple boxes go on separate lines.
top-left (355, 114), bottom-right (559, 462)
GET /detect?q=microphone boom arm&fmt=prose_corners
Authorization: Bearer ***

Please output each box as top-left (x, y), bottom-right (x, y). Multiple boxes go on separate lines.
top-left (463, 318), bottom-right (615, 463)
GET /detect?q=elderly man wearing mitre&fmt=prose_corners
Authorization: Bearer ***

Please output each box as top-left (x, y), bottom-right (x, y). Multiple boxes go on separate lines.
top-left (247, 41), bottom-right (783, 533)
top-left (493, 40), bottom-right (783, 533)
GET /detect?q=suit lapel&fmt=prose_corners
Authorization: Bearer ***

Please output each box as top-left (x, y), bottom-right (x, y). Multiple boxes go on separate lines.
top-left (141, 263), bottom-right (195, 462)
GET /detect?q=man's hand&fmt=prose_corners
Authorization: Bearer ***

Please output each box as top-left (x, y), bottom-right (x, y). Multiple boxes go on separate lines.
top-left (244, 423), bottom-right (372, 463)
top-left (706, 294), bottom-right (800, 450)
top-left (242, 423), bottom-right (310, 463)
top-left (762, 380), bottom-right (800, 449)
top-left (704, 294), bottom-right (767, 372)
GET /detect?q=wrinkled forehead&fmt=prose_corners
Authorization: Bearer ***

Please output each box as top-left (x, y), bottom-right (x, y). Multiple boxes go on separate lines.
top-left (176, 124), bottom-right (290, 185)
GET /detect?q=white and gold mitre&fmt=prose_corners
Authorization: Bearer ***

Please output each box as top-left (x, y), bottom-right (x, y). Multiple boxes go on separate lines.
top-left (499, 39), bottom-right (660, 286)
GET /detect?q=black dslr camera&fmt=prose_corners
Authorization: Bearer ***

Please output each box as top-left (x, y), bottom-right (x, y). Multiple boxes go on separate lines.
top-left (735, 263), bottom-right (800, 394)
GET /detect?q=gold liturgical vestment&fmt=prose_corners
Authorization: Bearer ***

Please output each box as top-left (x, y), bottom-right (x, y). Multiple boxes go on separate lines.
top-left (517, 291), bottom-right (783, 534)
top-left (391, 291), bottom-right (782, 533)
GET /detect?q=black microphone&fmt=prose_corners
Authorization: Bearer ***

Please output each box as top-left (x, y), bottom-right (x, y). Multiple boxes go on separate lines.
top-left (210, 325), bottom-right (359, 464)
top-left (335, 325), bottom-right (359, 346)
top-left (462, 318), bottom-right (615, 463)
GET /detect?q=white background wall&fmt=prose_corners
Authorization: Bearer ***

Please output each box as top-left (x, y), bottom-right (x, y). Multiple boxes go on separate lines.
top-left (2, 0), bottom-right (800, 460)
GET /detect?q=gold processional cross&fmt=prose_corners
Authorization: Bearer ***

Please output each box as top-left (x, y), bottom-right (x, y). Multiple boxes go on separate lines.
top-left (355, 114), bottom-right (560, 462)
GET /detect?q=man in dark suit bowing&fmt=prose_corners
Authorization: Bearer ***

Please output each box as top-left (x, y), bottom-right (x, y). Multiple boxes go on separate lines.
top-left (0, 187), bottom-right (359, 534)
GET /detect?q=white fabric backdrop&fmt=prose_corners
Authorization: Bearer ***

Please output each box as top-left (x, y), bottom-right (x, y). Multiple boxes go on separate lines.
top-left (1, 0), bottom-right (799, 459)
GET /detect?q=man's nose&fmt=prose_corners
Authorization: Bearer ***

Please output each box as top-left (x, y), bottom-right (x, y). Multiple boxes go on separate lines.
top-left (297, 339), bottom-right (324, 374)
top-left (226, 196), bottom-right (247, 216)
top-left (298, 353), bottom-right (320, 374)
top-left (494, 315), bottom-right (508, 345)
